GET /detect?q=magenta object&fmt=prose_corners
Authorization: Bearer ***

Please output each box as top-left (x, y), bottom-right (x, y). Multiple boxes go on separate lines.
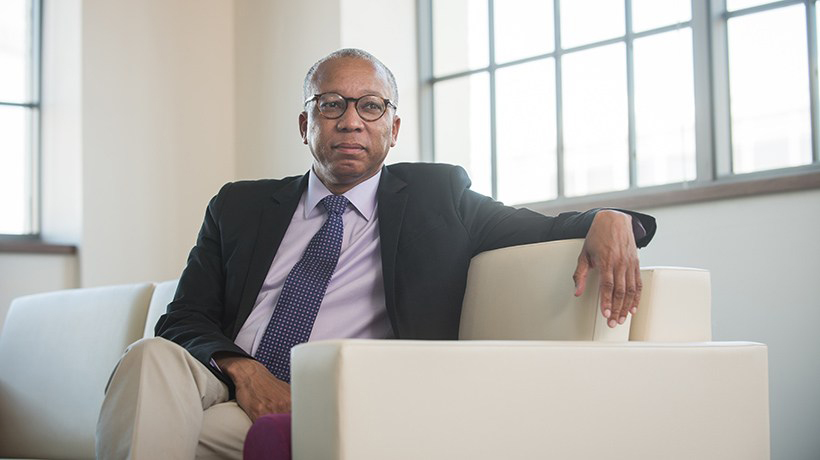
top-left (243, 413), bottom-right (292, 460)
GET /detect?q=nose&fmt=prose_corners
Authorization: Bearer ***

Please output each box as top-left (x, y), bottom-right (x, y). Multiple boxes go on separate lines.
top-left (335, 103), bottom-right (365, 132)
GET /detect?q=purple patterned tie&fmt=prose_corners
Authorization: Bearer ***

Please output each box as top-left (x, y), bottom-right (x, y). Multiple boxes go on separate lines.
top-left (255, 194), bottom-right (349, 382)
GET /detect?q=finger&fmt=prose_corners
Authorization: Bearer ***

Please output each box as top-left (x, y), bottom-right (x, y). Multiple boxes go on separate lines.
top-left (272, 398), bottom-right (291, 414)
top-left (249, 410), bottom-right (262, 423)
top-left (573, 254), bottom-right (589, 297)
top-left (243, 398), bottom-right (267, 422)
top-left (621, 265), bottom-right (636, 324)
top-left (609, 265), bottom-right (627, 327)
top-left (631, 265), bottom-right (642, 315)
top-left (598, 265), bottom-right (615, 322)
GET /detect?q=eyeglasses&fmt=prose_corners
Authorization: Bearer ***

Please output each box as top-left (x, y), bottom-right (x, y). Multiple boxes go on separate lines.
top-left (304, 92), bottom-right (396, 122)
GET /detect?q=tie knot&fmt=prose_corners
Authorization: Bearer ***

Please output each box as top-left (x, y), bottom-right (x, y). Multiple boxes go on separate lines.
top-left (321, 194), bottom-right (349, 216)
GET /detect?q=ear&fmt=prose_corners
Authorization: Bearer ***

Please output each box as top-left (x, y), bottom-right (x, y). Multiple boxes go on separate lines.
top-left (390, 115), bottom-right (401, 147)
top-left (299, 112), bottom-right (309, 144)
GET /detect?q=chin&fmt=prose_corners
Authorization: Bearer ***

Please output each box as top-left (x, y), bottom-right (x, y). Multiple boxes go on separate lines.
top-left (330, 160), bottom-right (366, 174)
top-left (334, 164), bottom-right (379, 181)
top-left (332, 170), bottom-right (367, 183)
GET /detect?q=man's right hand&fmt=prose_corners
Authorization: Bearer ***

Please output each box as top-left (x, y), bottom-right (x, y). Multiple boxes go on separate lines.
top-left (213, 353), bottom-right (291, 421)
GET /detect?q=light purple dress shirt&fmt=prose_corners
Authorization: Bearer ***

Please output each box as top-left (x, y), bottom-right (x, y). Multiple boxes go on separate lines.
top-left (234, 169), bottom-right (393, 357)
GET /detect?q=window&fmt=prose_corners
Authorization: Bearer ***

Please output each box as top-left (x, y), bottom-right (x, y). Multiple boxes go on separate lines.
top-left (421, 0), bottom-right (820, 206)
top-left (726, 1), bottom-right (812, 173)
top-left (0, 0), bottom-right (40, 235)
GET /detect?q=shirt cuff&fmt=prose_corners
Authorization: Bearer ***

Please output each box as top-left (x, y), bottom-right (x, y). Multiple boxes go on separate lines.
top-left (631, 216), bottom-right (647, 241)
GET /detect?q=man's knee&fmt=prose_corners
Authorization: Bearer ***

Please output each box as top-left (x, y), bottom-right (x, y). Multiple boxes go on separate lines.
top-left (105, 337), bottom-right (187, 392)
top-left (123, 336), bottom-right (183, 360)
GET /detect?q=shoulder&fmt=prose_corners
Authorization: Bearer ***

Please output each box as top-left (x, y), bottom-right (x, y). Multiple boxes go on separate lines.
top-left (217, 175), bottom-right (303, 197)
top-left (383, 162), bottom-right (470, 189)
top-left (209, 174), bottom-right (306, 215)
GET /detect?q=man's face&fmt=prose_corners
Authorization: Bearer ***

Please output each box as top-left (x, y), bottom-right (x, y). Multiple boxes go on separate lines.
top-left (299, 57), bottom-right (401, 193)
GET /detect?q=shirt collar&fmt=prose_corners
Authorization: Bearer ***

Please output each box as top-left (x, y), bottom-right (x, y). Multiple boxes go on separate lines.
top-left (305, 168), bottom-right (381, 221)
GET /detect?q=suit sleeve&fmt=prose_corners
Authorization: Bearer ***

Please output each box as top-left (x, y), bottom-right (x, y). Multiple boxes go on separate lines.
top-left (447, 166), bottom-right (656, 255)
top-left (154, 183), bottom-right (251, 380)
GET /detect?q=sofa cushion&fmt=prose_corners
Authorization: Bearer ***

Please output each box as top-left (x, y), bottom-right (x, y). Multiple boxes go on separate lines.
top-left (0, 283), bottom-right (154, 460)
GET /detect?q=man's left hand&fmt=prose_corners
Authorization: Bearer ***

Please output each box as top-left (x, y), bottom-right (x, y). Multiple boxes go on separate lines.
top-left (573, 210), bottom-right (642, 328)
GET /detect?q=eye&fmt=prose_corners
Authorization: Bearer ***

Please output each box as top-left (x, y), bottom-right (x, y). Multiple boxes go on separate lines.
top-left (320, 101), bottom-right (341, 109)
top-left (359, 98), bottom-right (385, 113)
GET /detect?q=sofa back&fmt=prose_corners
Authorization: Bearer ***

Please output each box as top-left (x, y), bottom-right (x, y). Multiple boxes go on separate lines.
top-left (459, 239), bottom-right (712, 342)
top-left (460, 239), bottom-right (630, 341)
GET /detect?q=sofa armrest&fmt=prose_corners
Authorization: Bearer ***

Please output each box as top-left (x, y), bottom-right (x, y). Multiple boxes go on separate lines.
top-left (629, 267), bottom-right (712, 341)
top-left (291, 340), bottom-right (769, 460)
top-left (144, 279), bottom-right (179, 338)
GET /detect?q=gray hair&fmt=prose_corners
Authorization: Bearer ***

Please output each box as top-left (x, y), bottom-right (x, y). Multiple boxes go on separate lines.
top-left (303, 48), bottom-right (399, 108)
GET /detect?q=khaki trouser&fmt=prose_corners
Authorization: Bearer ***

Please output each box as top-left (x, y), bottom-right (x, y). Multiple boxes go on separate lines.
top-left (96, 337), bottom-right (252, 460)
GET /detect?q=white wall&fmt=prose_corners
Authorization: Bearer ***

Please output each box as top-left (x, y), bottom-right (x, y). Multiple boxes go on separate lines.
top-left (0, 253), bottom-right (78, 332)
top-left (340, 0), bottom-right (420, 165)
top-left (80, 0), bottom-right (236, 286)
top-left (234, 0), bottom-right (340, 179)
top-left (639, 188), bottom-right (820, 460)
top-left (234, 0), bottom-right (418, 180)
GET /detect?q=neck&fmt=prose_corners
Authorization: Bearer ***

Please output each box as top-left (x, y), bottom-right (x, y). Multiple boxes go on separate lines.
top-left (313, 166), bottom-right (381, 195)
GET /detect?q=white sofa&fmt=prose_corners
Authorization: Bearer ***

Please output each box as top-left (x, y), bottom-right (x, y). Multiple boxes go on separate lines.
top-left (290, 239), bottom-right (770, 459)
top-left (0, 240), bottom-right (770, 459)
top-left (0, 280), bottom-right (176, 459)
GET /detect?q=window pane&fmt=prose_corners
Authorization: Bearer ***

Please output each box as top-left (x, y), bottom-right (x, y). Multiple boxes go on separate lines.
top-left (494, 0), bottom-right (554, 64)
top-left (726, 0), bottom-right (777, 12)
top-left (0, 105), bottom-right (32, 234)
top-left (634, 29), bottom-right (696, 187)
top-left (631, 0), bottom-right (691, 33)
top-left (562, 44), bottom-right (629, 196)
top-left (433, 0), bottom-right (488, 77)
top-left (434, 73), bottom-right (492, 196)
top-left (496, 59), bottom-right (557, 204)
top-left (0, 0), bottom-right (33, 102)
top-left (728, 6), bottom-right (811, 174)
top-left (560, 0), bottom-right (624, 49)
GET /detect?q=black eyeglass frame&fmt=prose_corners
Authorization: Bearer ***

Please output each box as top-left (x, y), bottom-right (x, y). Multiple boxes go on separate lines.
top-left (304, 92), bottom-right (397, 121)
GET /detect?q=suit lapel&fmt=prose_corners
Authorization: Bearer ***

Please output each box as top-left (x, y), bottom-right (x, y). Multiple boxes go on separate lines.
top-left (377, 166), bottom-right (408, 334)
top-left (233, 173), bottom-right (308, 338)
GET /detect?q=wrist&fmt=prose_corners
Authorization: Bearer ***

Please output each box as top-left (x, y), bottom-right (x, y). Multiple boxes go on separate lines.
top-left (213, 353), bottom-right (261, 382)
top-left (594, 209), bottom-right (630, 222)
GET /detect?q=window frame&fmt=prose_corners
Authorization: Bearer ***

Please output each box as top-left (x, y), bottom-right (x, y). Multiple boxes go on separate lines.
top-left (0, 0), bottom-right (42, 239)
top-left (418, 0), bottom-right (820, 213)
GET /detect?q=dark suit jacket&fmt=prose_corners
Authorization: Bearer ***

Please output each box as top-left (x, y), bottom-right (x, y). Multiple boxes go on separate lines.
top-left (156, 163), bottom-right (656, 386)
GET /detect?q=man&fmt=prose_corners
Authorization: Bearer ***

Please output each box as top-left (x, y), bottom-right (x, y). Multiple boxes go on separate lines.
top-left (96, 48), bottom-right (655, 459)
